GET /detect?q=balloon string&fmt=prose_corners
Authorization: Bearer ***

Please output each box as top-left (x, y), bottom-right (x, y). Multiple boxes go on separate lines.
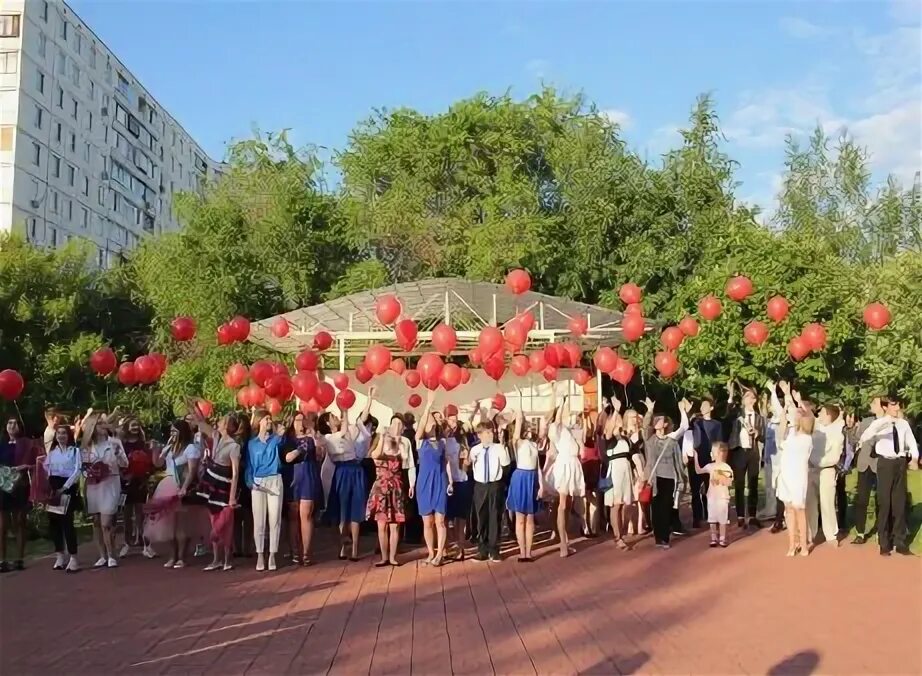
top-left (622, 382), bottom-right (630, 409)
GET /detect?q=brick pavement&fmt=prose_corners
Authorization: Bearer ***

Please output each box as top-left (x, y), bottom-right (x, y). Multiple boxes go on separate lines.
top-left (1, 524), bottom-right (919, 675)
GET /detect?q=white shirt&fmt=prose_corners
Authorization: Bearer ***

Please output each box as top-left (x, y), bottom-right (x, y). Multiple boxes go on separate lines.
top-left (514, 439), bottom-right (539, 471)
top-left (165, 443), bottom-right (201, 476)
top-left (44, 445), bottom-right (81, 490)
top-left (354, 424), bottom-right (372, 460)
top-left (470, 442), bottom-right (510, 483)
top-left (859, 416), bottom-right (919, 461)
top-left (682, 429), bottom-right (695, 459)
top-left (738, 412), bottom-right (757, 449)
top-left (444, 436), bottom-right (467, 482)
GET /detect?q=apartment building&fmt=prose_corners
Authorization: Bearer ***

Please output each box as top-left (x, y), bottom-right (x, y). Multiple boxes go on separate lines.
top-left (0, 0), bottom-right (220, 266)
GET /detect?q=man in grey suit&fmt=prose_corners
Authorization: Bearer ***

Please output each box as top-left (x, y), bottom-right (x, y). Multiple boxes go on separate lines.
top-left (851, 396), bottom-right (884, 544)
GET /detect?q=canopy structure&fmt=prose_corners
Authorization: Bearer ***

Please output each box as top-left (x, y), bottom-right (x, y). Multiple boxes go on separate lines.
top-left (249, 277), bottom-right (653, 367)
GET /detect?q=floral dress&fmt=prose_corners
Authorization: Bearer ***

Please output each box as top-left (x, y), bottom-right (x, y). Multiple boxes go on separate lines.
top-left (366, 450), bottom-right (406, 524)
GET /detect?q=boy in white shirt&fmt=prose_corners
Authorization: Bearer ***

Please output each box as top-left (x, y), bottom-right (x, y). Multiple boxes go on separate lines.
top-left (469, 422), bottom-right (510, 562)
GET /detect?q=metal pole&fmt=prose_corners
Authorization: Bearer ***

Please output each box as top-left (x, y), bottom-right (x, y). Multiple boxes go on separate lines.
top-left (338, 338), bottom-right (346, 372)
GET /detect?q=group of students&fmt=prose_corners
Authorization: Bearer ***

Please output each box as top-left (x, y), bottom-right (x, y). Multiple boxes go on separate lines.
top-left (1, 377), bottom-right (918, 574)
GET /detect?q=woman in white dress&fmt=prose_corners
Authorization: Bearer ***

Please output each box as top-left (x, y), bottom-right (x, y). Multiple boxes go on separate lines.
top-left (546, 384), bottom-right (585, 558)
top-left (81, 414), bottom-right (128, 568)
top-left (601, 400), bottom-right (643, 550)
top-left (774, 381), bottom-right (814, 557)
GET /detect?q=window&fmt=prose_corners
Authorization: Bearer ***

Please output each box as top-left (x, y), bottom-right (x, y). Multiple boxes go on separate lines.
top-left (115, 103), bottom-right (128, 125)
top-left (75, 32), bottom-right (82, 55)
top-left (41, 1), bottom-right (48, 22)
top-left (89, 80), bottom-right (95, 101)
top-left (0, 14), bottom-right (20, 38)
top-left (51, 153), bottom-right (61, 177)
top-left (49, 226), bottom-right (57, 247)
top-left (67, 164), bottom-right (75, 186)
top-left (0, 51), bottom-right (17, 74)
top-left (35, 70), bottom-right (45, 93)
top-left (59, 19), bottom-right (68, 41)
top-left (66, 199), bottom-right (73, 220)
top-left (31, 141), bottom-right (41, 166)
top-left (89, 46), bottom-right (96, 68)
top-left (51, 190), bottom-right (59, 212)
top-left (97, 247), bottom-right (104, 268)
top-left (87, 111), bottom-right (93, 131)
top-left (83, 142), bottom-right (90, 162)
top-left (127, 115), bottom-right (140, 137)
top-left (82, 175), bottom-right (89, 195)
top-left (116, 73), bottom-right (129, 96)
top-left (38, 32), bottom-right (47, 57)
top-left (55, 86), bottom-right (63, 108)
top-left (27, 218), bottom-right (39, 243)
top-left (33, 105), bottom-right (43, 129)
top-left (71, 62), bottom-right (80, 86)
top-left (0, 125), bottom-right (13, 151)
top-left (69, 132), bottom-right (75, 153)
top-left (56, 50), bottom-right (66, 76)
top-left (98, 186), bottom-right (105, 206)
top-left (71, 98), bottom-right (77, 119)
top-left (54, 122), bottom-right (61, 143)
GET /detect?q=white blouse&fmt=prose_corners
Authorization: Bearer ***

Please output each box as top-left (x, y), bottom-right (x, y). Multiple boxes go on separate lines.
top-left (44, 445), bottom-right (81, 490)
top-left (514, 439), bottom-right (540, 470)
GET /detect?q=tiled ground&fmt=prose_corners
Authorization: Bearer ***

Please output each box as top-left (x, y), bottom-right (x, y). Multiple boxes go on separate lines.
top-left (1, 521), bottom-right (919, 675)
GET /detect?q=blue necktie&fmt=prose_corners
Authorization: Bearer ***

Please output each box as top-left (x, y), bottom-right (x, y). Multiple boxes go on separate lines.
top-left (483, 445), bottom-right (490, 483)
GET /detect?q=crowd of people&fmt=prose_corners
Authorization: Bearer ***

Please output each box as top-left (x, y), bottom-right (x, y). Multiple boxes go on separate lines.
top-left (0, 377), bottom-right (918, 574)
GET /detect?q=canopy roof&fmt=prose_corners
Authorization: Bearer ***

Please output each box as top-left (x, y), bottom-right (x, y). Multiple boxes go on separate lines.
top-left (249, 277), bottom-right (652, 360)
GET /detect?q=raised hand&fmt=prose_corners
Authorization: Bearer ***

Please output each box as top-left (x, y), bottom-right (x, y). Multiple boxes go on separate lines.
top-left (643, 396), bottom-right (655, 412)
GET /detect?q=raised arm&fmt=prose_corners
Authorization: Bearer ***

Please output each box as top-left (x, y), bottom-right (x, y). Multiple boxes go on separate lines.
top-left (370, 434), bottom-right (385, 460)
top-left (416, 390), bottom-right (434, 442)
top-left (359, 386), bottom-right (377, 426)
top-left (513, 387), bottom-right (524, 443)
top-left (666, 399), bottom-right (691, 440)
top-left (641, 397), bottom-right (655, 439)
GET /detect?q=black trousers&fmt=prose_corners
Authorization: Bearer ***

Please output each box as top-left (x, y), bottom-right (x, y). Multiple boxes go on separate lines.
top-left (773, 499), bottom-right (785, 528)
top-left (852, 468), bottom-right (877, 536)
top-left (687, 460), bottom-right (707, 523)
top-left (473, 481), bottom-right (503, 556)
top-left (730, 447), bottom-right (760, 520)
top-left (876, 457), bottom-right (908, 551)
top-left (652, 477), bottom-right (675, 544)
top-left (835, 473), bottom-right (848, 532)
top-left (47, 501), bottom-right (78, 555)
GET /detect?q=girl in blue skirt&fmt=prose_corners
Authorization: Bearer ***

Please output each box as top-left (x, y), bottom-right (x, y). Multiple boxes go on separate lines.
top-left (507, 389), bottom-right (546, 562)
top-left (415, 391), bottom-right (454, 566)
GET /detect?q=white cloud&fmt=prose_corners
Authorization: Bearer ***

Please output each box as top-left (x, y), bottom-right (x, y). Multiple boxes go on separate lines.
top-left (780, 17), bottom-right (832, 39)
top-left (850, 100), bottom-right (922, 184)
top-left (648, 124), bottom-right (683, 155)
top-left (723, 86), bottom-right (845, 149)
top-left (600, 108), bottom-right (632, 129)
top-left (889, 0), bottom-right (921, 24)
top-left (525, 58), bottom-right (549, 78)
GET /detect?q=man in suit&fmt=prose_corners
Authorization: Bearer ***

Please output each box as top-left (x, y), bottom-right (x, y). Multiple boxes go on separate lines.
top-left (851, 396), bottom-right (883, 545)
top-left (726, 382), bottom-right (766, 529)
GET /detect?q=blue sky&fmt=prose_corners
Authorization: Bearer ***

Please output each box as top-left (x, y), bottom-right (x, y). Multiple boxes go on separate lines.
top-left (72, 0), bottom-right (920, 212)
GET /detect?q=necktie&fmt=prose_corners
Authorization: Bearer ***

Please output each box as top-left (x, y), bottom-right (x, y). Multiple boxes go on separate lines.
top-left (892, 424), bottom-right (899, 457)
top-left (483, 445), bottom-right (490, 483)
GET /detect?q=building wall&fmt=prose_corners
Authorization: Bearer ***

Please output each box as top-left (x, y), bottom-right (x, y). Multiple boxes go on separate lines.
top-left (0, 0), bottom-right (218, 266)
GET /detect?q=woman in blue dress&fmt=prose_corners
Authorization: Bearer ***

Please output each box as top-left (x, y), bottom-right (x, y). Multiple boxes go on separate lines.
top-left (282, 412), bottom-right (325, 566)
top-left (415, 392), bottom-right (454, 566)
top-left (506, 390), bottom-right (546, 562)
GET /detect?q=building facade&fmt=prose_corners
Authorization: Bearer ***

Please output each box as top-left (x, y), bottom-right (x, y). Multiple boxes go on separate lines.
top-left (0, 0), bottom-right (219, 266)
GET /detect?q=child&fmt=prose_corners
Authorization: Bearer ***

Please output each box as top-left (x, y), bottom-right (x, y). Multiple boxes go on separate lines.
top-left (693, 441), bottom-right (734, 548)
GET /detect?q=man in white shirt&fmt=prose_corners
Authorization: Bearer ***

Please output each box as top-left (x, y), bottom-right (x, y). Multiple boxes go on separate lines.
top-left (858, 396), bottom-right (918, 556)
top-left (469, 422), bottom-right (510, 562)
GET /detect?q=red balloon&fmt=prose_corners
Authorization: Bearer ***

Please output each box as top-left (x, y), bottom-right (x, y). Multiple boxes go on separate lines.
top-left (418, 353), bottom-right (445, 383)
top-left (333, 373), bottom-right (350, 390)
top-left (516, 311), bottom-right (535, 332)
top-left (725, 275), bottom-right (754, 302)
top-left (863, 302), bottom-right (891, 331)
top-left (543, 344), bottom-right (564, 368)
top-left (134, 356), bottom-right (159, 385)
top-left (245, 384), bottom-right (266, 407)
top-left (315, 382), bottom-right (335, 408)
top-left (149, 353), bottom-right (168, 379)
top-left (788, 336), bottom-right (810, 361)
top-left (802, 323), bottom-right (827, 351)
top-left (229, 316), bottom-right (251, 342)
top-left (661, 326), bottom-right (685, 351)
top-left (375, 295), bottom-right (402, 326)
top-left (224, 363), bottom-right (248, 389)
top-left (216, 323), bottom-right (235, 346)
top-left (408, 393), bottom-right (422, 408)
top-left (270, 317), bottom-right (289, 338)
top-left (505, 269), bottom-right (531, 295)
top-left (622, 314), bottom-right (645, 342)
top-left (678, 316), bottom-right (700, 337)
top-left (528, 350), bottom-right (547, 373)
top-left (483, 354), bottom-right (505, 381)
top-left (300, 398), bottom-right (322, 414)
top-left (195, 399), bottom-right (214, 418)
top-left (355, 363), bottom-right (373, 384)
top-left (236, 387), bottom-right (250, 408)
top-left (292, 372), bottom-right (318, 401)
top-left (115, 362), bottom-right (137, 386)
top-left (479, 327), bottom-right (504, 356)
top-left (542, 365), bottom-right (558, 382)
top-left (510, 354), bottom-right (530, 376)
top-left (265, 374), bottom-right (293, 400)
top-left (767, 296), bottom-right (790, 323)
top-left (654, 351), bottom-right (679, 379)
top-left (574, 368), bottom-right (591, 386)
top-left (0, 369), bottom-right (25, 401)
top-left (90, 347), bottom-right (118, 376)
top-left (170, 316), bottom-right (196, 342)
top-left (594, 347), bottom-right (618, 373)
top-left (295, 349), bottom-right (319, 372)
top-left (313, 331), bottom-right (334, 351)
top-left (395, 318), bottom-right (419, 351)
top-left (440, 363), bottom-right (462, 391)
top-left (562, 342), bottom-right (582, 368)
top-left (365, 346), bottom-right (392, 376)
top-left (624, 302), bottom-right (644, 317)
top-left (270, 362), bottom-right (289, 378)
top-left (611, 358), bottom-right (635, 386)
top-left (503, 321), bottom-right (528, 351)
top-left (698, 295), bottom-right (723, 321)
top-left (432, 324), bottom-right (457, 355)
top-left (469, 348), bottom-right (483, 366)
top-left (390, 358), bottom-right (406, 375)
top-left (619, 283), bottom-right (643, 305)
top-left (492, 393), bottom-right (507, 411)
top-left (266, 397), bottom-right (283, 417)
top-left (421, 372), bottom-right (441, 391)
top-left (336, 389), bottom-right (356, 410)
top-left (460, 367), bottom-right (471, 385)
top-left (568, 315), bottom-right (588, 337)
top-left (743, 321), bottom-right (769, 346)
top-left (250, 360), bottom-right (274, 387)
top-left (405, 369), bottom-right (421, 388)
